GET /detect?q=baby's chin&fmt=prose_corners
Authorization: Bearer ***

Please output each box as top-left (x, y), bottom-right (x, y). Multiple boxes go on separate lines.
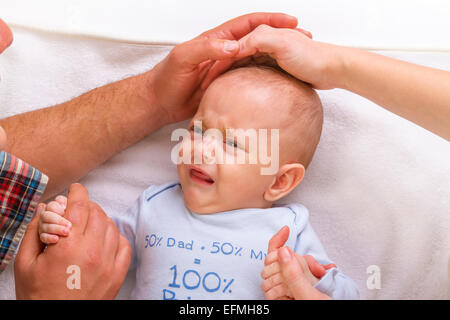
top-left (185, 202), bottom-right (212, 215)
top-left (182, 190), bottom-right (235, 215)
top-left (183, 197), bottom-right (221, 215)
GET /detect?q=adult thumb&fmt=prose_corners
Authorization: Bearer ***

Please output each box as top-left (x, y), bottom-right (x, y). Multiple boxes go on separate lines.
top-left (14, 204), bottom-right (45, 268)
top-left (172, 37), bottom-right (239, 67)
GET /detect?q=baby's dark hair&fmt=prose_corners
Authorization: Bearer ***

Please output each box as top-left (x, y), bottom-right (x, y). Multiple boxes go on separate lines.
top-left (220, 55), bottom-right (323, 168)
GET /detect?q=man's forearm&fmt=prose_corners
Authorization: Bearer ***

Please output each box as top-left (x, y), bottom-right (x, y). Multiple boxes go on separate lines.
top-left (335, 46), bottom-right (450, 140)
top-left (0, 70), bottom-right (167, 199)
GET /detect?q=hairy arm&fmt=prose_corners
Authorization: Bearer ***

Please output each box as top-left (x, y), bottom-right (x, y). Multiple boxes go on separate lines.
top-left (1, 13), bottom-right (299, 200)
top-left (0, 71), bottom-right (165, 199)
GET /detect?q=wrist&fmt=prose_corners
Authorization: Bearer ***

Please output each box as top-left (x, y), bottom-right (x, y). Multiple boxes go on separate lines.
top-left (321, 43), bottom-right (350, 90)
top-left (134, 70), bottom-right (172, 132)
top-left (331, 45), bottom-right (360, 91)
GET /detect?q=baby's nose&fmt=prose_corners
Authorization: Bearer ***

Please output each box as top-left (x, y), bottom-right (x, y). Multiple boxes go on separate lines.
top-left (203, 134), bottom-right (218, 162)
top-left (192, 134), bottom-right (219, 164)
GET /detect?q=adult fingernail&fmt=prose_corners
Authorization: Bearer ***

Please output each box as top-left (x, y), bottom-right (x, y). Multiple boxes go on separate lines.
top-left (223, 40), bottom-right (238, 53)
top-left (279, 247), bottom-right (292, 264)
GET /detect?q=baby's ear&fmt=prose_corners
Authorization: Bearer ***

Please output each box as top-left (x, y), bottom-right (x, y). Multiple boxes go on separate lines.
top-left (263, 163), bottom-right (305, 202)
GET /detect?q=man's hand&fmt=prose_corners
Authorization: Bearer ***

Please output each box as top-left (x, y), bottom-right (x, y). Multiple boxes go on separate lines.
top-left (261, 226), bottom-right (335, 300)
top-left (14, 183), bottom-right (131, 299)
top-left (0, 13), bottom-right (301, 200)
top-left (149, 12), bottom-right (299, 124)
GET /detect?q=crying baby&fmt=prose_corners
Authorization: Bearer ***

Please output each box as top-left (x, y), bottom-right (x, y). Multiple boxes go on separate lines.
top-left (38, 63), bottom-right (359, 299)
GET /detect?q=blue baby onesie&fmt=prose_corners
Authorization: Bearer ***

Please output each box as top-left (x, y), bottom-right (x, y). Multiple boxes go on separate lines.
top-left (114, 181), bottom-right (359, 300)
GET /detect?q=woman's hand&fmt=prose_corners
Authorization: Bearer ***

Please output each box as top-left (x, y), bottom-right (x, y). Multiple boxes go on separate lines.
top-left (202, 25), bottom-right (341, 90)
top-left (203, 23), bottom-right (450, 140)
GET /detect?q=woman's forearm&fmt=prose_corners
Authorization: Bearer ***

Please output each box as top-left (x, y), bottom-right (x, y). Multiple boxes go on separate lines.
top-left (232, 26), bottom-right (450, 140)
top-left (334, 46), bottom-right (450, 140)
top-left (0, 71), bottom-right (166, 199)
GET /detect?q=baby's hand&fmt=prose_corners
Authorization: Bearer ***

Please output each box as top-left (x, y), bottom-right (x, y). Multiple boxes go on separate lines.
top-left (261, 250), bottom-right (312, 300)
top-left (260, 249), bottom-right (298, 300)
top-left (38, 195), bottom-right (71, 244)
top-left (261, 249), bottom-right (336, 300)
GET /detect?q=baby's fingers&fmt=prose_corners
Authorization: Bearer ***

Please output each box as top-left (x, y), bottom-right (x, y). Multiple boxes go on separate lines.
top-left (261, 272), bottom-right (284, 292)
top-left (46, 200), bottom-right (66, 215)
top-left (40, 233), bottom-right (59, 244)
top-left (264, 282), bottom-right (291, 300)
top-left (40, 210), bottom-right (72, 228)
top-left (264, 250), bottom-right (278, 266)
top-left (39, 222), bottom-right (70, 237)
top-left (260, 261), bottom-right (280, 280)
top-left (261, 272), bottom-right (294, 299)
top-left (55, 195), bottom-right (68, 210)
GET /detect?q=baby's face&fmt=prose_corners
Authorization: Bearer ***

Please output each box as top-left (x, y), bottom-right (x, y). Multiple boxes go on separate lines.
top-left (177, 77), bottom-right (285, 214)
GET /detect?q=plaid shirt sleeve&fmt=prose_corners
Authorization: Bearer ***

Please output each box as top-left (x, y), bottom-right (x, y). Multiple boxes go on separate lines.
top-left (0, 151), bottom-right (48, 272)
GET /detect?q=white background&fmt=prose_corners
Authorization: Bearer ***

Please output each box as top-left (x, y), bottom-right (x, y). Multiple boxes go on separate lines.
top-left (1, 0), bottom-right (450, 50)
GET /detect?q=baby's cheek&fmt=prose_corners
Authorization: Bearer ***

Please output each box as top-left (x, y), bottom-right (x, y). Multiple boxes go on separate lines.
top-left (248, 164), bottom-right (276, 194)
top-left (222, 163), bottom-right (270, 199)
top-left (218, 164), bottom-right (247, 194)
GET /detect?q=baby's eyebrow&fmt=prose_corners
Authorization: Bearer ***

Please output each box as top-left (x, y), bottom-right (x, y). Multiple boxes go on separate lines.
top-left (190, 117), bottom-right (227, 136)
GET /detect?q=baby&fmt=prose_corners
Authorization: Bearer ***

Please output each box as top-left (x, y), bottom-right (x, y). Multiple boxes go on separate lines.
top-left (38, 63), bottom-right (359, 299)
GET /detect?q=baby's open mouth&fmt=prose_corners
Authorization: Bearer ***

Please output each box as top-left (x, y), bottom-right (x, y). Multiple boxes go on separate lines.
top-left (189, 167), bottom-right (214, 185)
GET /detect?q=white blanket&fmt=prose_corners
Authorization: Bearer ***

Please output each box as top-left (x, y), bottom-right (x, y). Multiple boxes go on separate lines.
top-left (2, 0), bottom-right (450, 50)
top-left (0, 27), bottom-right (449, 300)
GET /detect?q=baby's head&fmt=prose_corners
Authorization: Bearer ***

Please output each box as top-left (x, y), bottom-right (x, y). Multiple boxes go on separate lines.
top-left (177, 62), bottom-right (323, 214)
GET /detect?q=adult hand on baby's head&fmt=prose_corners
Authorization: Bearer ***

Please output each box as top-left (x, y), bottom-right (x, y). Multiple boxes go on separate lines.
top-left (202, 24), bottom-right (341, 91)
top-left (150, 12), bottom-right (299, 124)
top-left (14, 183), bottom-right (131, 299)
